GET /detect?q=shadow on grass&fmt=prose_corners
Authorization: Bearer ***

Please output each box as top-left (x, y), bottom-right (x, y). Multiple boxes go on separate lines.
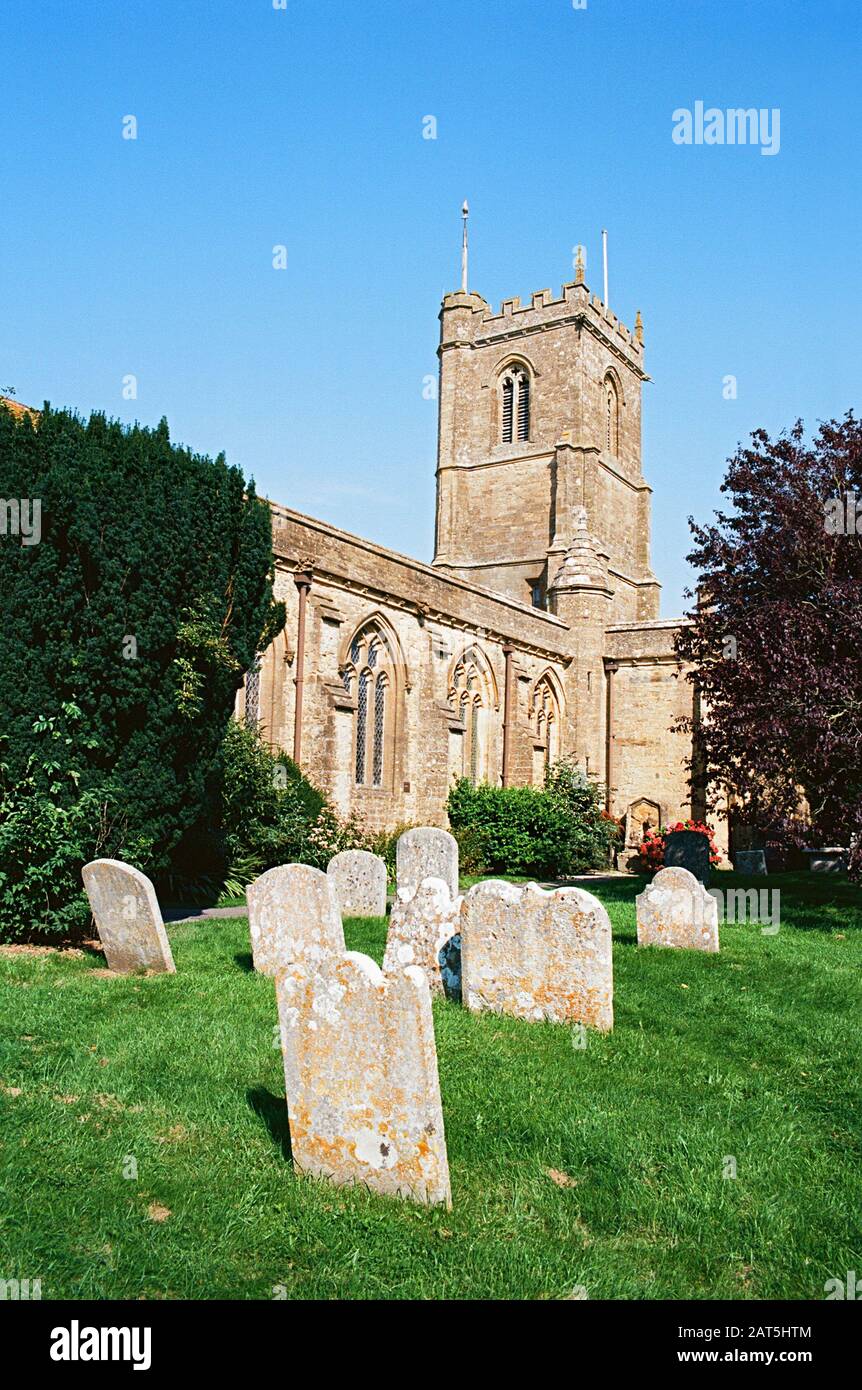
top-left (247, 1087), bottom-right (292, 1161)
top-left (234, 952), bottom-right (254, 972)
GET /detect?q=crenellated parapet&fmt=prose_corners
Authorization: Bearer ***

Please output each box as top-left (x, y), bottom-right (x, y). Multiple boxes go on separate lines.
top-left (440, 280), bottom-right (646, 379)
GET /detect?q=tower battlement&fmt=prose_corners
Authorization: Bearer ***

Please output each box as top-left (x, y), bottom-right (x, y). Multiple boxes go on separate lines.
top-left (440, 281), bottom-right (645, 374)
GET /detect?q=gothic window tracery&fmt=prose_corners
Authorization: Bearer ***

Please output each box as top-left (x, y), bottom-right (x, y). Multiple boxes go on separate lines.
top-left (342, 624), bottom-right (396, 789)
top-left (532, 674), bottom-right (560, 772)
top-left (449, 650), bottom-right (492, 784)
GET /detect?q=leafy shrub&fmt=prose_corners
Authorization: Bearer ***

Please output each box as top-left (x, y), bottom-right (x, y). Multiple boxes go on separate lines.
top-left (0, 752), bottom-right (152, 942)
top-left (447, 760), bottom-right (617, 879)
top-left (213, 719), bottom-right (342, 889)
top-left (449, 823), bottom-right (486, 876)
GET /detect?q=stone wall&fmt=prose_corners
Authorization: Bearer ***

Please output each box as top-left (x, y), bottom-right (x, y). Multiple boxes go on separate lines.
top-left (239, 505), bottom-right (576, 829)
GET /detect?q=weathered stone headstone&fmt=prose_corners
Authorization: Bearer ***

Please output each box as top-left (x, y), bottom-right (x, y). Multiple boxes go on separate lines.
top-left (396, 827), bottom-right (458, 900)
top-left (327, 849), bottom-right (387, 918)
top-left (734, 850), bottom-right (767, 874)
top-left (276, 951), bottom-right (451, 1207)
top-left (460, 880), bottom-right (613, 1030)
top-left (383, 876), bottom-right (462, 1001)
top-left (664, 828), bottom-right (712, 885)
top-left (81, 859), bottom-right (175, 975)
top-left (247, 864), bottom-right (344, 975)
top-left (636, 866), bottom-right (719, 952)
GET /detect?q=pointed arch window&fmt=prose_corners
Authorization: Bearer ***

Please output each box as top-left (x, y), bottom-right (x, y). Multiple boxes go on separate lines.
top-left (450, 651), bottom-right (492, 784)
top-left (343, 625), bottom-right (396, 789)
top-left (532, 675), bottom-right (561, 775)
top-left (604, 376), bottom-right (620, 455)
top-left (501, 366), bottom-right (530, 444)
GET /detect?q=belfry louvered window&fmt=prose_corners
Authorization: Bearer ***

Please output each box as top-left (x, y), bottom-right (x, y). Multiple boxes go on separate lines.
top-left (501, 367), bottom-right (530, 444)
top-left (517, 374), bottom-right (530, 441)
top-left (343, 625), bottom-right (396, 789)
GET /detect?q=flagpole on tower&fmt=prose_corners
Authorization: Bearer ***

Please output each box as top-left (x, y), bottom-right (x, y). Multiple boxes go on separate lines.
top-left (461, 201), bottom-right (469, 292)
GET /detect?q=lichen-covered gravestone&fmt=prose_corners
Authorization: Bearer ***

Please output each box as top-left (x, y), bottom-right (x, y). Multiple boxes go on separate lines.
top-left (636, 866), bottom-right (719, 952)
top-left (664, 828), bottom-right (712, 885)
top-left (81, 859), bottom-right (175, 975)
top-left (460, 880), bottom-right (613, 1030)
top-left (383, 876), bottom-right (462, 1001)
top-left (247, 863), bottom-right (345, 975)
top-left (396, 827), bottom-right (458, 900)
top-left (276, 951), bottom-right (452, 1207)
top-left (326, 849), bottom-right (387, 918)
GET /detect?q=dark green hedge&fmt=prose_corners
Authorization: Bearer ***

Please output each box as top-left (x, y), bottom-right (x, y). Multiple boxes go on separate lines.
top-left (0, 402), bottom-right (284, 937)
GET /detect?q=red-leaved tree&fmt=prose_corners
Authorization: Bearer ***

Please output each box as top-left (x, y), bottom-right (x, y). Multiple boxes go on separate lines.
top-left (675, 414), bottom-right (862, 879)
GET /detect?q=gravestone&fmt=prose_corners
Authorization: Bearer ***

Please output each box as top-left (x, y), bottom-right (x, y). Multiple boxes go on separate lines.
top-left (460, 880), bottom-right (613, 1030)
top-left (734, 850), bottom-right (767, 874)
top-left (664, 829), bottom-right (712, 885)
top-left (804, 848), bottom-right (849, 874)
top-left (276, 951), bottom-right (451, 1207)
top-left (81, 859), bottom-right (175, 975)
top-left (396, 827), bottom-right (458, 900)
top-left (383, 876), bottom-right (462, 1001)
top-left (247, 863), bottom-right (344, 975)
top-left (636, 865), bottom-right (719, 952)
top-left (327, 849), bottom-right (387, 918)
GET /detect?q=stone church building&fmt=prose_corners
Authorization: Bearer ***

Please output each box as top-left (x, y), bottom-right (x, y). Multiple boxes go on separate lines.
top-left (237, 258), bottom-right (714, 858)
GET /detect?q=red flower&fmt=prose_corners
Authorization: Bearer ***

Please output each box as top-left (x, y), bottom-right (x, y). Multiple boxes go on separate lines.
top-left (637, 820), bottom-right (721, 869)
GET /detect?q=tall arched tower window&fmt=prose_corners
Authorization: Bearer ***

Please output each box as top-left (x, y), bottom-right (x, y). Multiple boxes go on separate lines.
top-left (604, 375), bottom-right (620, 455)
top-left (449, 650), bottom-right (493, 784)
top-left (342, 624), bottom-right (396, 789)
top-left (501, 366), bottom-right (530, 444)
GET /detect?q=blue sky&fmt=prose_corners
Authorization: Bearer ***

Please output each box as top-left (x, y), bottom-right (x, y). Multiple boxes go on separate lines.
top-left (2, 0), bottom-right (859, 614)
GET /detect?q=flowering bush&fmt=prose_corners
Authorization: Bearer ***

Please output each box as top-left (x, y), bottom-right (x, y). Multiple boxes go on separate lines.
top-left (638, 819), bottom-right (721, 872)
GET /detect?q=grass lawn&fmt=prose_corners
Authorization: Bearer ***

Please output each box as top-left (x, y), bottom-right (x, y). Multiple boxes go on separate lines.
top-left (1, 873), bottom-right (860, 1300)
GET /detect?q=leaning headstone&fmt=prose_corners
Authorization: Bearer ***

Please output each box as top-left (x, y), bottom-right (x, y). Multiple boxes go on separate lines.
top-left (396, 827), bottom-right (458, 900)
top-left (383, 876), bottom-right (462, 1001)
top-left (276, 951), bottom-right (451, 1207)
top-left (734, 850), bottom-right (767, 874)
top-left (460, 880), bottom-right (613, 1030)
top-left (636, 866), bottom-right (719, 953)
top-left (247, 864), bottom-right (344, 975)
top-left (81, 859), bottom-right (175, 975)
top-left (327, 849), bottom-right (387, 918)
top-left (664, 828), bottom-right (712, 885)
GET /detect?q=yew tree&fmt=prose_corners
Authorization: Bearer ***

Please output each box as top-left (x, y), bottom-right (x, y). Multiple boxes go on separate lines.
top-left (0, 402), bottom-right (284, 933)
top-left (675, 413), bottom-right (862, 876)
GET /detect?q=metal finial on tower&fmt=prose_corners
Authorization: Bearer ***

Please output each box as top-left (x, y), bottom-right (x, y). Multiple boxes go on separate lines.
top-left (575, 244), bottom-right (585, 285)
top-left (601, 228), bottom-right (609, 309)
top-left (461, 200), bottom-right (469, 292)
top-left (634, 309), bottom-right (644, 344)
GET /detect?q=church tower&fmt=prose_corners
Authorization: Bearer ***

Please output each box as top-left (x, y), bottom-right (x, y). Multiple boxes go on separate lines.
top-left (432, 238), bottom-right (660, 624)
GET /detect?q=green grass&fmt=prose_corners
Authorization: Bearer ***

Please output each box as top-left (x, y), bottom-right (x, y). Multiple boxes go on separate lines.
top-left (1, 874), bottom-right (860, 1300)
